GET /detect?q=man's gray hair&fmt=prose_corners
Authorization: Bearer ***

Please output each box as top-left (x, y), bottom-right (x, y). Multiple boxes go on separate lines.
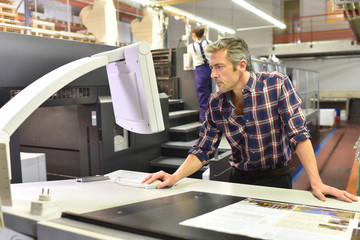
top-left (206, 37), bottom-right (253, 72)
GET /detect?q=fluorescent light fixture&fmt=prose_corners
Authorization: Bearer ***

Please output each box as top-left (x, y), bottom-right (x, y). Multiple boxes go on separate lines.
top-left (237, 25), bottom-right (274, 31)
top-left (163, 6), bottom-right (235, 34)
top-left (128, 0), bottom-right (235, 34)
top-left (232, 0), bottom-right (286, 29)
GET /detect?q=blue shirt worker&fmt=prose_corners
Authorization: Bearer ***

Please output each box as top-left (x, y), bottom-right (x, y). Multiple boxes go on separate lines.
top-left (143, 37), bottom-right (358, 203)
top-left (185, 26), bottom-right (212, 122)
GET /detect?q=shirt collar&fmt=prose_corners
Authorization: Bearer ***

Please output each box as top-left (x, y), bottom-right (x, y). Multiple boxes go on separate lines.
top-left (225, 71), bottom-right (256, 105)
top-left (243, 71), bottom-right (256, 94)
top-left (225, 91), bottom-right (233, 106)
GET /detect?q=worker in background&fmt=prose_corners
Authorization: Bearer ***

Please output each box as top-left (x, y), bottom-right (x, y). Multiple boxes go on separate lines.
top-left (185, 26), bottom-right (212, 122)
top-left (144, 37), bottom-right (358, 203)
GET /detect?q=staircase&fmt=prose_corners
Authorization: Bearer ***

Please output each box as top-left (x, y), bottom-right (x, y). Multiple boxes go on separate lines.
top-left (150, 98), bottom-right (232, 180)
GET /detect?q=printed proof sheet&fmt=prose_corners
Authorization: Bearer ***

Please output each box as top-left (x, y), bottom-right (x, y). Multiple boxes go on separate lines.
top-left (180, 198), bottom-right (360, 240)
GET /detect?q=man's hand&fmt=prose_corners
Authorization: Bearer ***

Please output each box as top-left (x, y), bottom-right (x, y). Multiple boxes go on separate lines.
top-left (142, 155), bottom-right (202, 189)
top-left (142, 171), bottom-right (177, 189)
top-left (312, 182), bottom-right (358, 203)
top-left (295, 139), bottom-right (358, 203)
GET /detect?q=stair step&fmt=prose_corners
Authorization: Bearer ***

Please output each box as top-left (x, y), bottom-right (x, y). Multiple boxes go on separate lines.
top-left (169, 99), bottom-right (184, 112)
top-left (161, 137), bottom-right (231, 158)
top-left (170, 122), bottom-right (203, 141)
top-left (169, 109), bottom-right (199, 118)
top-left (170, 121), bottom-right (203, 132)
top-left (150, 156), bottom-right (208, 179)
top-left (151, 156), bottom-right (186, 168)
top-left (169, 110), bottom-right (199, 127)
top-left (161, 139), bottom-right (198, 157)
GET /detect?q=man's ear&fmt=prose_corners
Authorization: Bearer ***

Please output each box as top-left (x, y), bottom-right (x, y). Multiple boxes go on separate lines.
top-left (238, 59), bottom-right (247, 71)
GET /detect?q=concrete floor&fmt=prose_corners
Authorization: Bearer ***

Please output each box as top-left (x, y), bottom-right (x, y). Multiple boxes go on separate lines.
top-left (292, 120), bottom-right (360, 194)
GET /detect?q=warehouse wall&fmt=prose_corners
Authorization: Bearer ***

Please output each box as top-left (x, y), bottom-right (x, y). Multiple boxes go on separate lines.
top-left (300, 0), bottom-right (326, 16)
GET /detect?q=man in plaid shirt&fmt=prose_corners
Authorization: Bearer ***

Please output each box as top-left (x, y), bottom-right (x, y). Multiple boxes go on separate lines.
top-left (143, 37), bottom-right (357, 203)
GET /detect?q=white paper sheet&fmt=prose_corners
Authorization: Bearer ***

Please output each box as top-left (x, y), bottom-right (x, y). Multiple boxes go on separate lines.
top-left (180, 198), bottom-right (359, 240)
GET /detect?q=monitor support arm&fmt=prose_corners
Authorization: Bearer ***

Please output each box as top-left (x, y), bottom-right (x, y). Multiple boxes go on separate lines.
top-left (0, 45), bottom-right (128, 206)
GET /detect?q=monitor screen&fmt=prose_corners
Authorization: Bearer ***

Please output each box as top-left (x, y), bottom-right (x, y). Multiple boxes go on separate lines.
top-left (105, 42), bottom-right (165, 134)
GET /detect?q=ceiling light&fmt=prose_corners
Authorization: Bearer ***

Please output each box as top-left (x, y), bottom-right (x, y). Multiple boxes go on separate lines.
top-left (237, 25), bottom-right (274, 31)
top-left (128, 0), bottom-right (235, 34)
top-left (163, 6), bottom-right (235, 34)
top-left (232, 0), bottom-right (286, 29)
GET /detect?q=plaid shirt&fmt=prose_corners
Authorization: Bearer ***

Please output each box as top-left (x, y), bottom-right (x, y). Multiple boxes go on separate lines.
top-left (188, 71), bottom-right (311, 171)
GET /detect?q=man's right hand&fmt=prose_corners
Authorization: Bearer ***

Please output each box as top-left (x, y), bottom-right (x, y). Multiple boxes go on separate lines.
top-left (142, 154), bottom-right (203, 189)
top-left (142, 171), bottom-right (177, 189)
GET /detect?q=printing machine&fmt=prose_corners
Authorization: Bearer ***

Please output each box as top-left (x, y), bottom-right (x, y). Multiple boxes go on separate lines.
top-left (0, 31), bottom-right (169, 183)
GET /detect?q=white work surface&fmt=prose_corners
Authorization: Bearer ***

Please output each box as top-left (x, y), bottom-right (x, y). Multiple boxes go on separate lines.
top-left (3, 170), bottom-right (360, 240)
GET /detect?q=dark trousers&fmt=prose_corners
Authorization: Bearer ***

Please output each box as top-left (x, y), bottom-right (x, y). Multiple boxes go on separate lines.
top-left (229, 167), bottom-right (292, 189)
top-left (194, 63), bottom-right (212, 122)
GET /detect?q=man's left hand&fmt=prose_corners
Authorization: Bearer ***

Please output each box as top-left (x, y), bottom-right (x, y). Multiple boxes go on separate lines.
top-left (312, 183), bottom-right (358, 203)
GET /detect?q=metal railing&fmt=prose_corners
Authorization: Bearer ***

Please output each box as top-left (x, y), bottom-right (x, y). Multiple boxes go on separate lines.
top-left (252, 58), bottom-right (320, 125)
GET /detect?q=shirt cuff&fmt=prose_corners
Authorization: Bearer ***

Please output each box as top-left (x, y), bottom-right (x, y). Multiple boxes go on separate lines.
top-left (188, 147), bottom-right (210, 166)
top-left (289, 131), bottom-right (312, 150)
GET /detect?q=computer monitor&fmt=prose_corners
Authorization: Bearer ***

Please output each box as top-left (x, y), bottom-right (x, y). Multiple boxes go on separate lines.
top-left (104, 42), bottom-right (164, 134)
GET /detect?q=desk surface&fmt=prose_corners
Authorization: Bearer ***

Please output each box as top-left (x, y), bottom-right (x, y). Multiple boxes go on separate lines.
top-left (4, 170), bottom-right (360, 239)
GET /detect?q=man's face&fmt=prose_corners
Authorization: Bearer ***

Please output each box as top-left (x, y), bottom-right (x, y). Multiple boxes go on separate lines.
top-left (209, 49), bottom-right (241, 93)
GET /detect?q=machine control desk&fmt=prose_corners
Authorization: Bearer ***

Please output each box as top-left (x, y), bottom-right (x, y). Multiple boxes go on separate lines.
top-left (3, 170), bottom-right (360, 240)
